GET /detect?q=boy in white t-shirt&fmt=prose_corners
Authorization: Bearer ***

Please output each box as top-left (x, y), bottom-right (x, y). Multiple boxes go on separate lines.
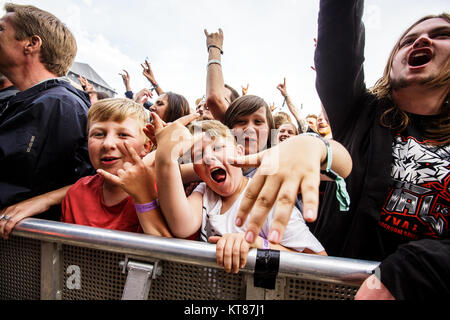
top-left (154, 114), bottom-right (350, 273)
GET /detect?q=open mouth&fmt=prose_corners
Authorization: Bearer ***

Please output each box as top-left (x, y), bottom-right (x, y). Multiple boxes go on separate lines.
top-left (408, 49), bottom-right (433, 67)
top-left (101, 157), bottom-right (120, 164)
top-left (210, 167), bottom-right (227, 183)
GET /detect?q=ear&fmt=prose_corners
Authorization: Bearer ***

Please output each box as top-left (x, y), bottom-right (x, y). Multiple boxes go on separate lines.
top-left (236, 144), bottom-right (245, 157)
top-left (23, 35), bottom-right (42, 55)
top-left (142, 140), bottom-right (153, 155)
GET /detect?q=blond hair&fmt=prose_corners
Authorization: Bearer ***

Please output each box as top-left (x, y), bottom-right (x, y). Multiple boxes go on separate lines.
top-left (370, 13), bottom-right (450, 145)
top-left (88, 98), bottom-right (149, 141)
top-left (188, 120), bottom-right (236, 145)
top-left (5, 3), bottom-right (77, 77)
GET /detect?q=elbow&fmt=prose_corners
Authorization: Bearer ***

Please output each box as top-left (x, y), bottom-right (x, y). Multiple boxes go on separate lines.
top-left (205, 96), bottom-right (226, 122)
top-left (340, 155), bottom-right (353, 179)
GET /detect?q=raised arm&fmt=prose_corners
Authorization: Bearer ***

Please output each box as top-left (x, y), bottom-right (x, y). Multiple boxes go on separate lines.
top-left (276, 77), bottom-right (307, 129)
top-left (204, 28), bottom-right (228, 122)
top-left (141, 60), bottom-right (164, 96)
top-left (314, 0), bottom-right (367, 137)
top-left (119, 70), bottom-right (132, 93)
top-left (154, 112), bottom-right (203, 238)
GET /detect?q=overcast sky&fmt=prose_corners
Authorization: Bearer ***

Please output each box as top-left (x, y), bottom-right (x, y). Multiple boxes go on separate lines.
top-left (1, 0), bottom-right (448, 116)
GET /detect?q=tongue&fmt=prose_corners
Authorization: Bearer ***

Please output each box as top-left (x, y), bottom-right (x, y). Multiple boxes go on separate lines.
top-left (212, 169), bottom-right (226, 183)
top-left (409, 53), bottom-right (431, 67)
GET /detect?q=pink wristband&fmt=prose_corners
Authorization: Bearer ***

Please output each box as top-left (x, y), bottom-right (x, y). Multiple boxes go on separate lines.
top-left (261, 238), bottom-right (270, 250)
top-left (134, 199), bottom-right (159, 214)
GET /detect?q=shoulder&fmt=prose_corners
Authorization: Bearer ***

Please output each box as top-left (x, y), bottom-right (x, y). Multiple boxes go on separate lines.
top-left (192, 182), bottom-right (207, 195)
top-left (68, 175), bottom-right (102, 195)
top-left (31, 81), bottom-right (90, 112)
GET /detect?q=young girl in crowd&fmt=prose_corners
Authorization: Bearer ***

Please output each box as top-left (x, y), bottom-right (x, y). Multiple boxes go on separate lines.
top-left (223, 95), bottom-right (275, 177)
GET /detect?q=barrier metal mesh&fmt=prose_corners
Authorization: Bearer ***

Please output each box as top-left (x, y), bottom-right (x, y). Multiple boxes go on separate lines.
top-left (285, 278), bottom-right (358, 300)
top-left (61, 244), bottom-right (246, 300)
top-left (1, 236), bottom-right (359, 300)
top-left (0, 236), bottom-right (41, 300)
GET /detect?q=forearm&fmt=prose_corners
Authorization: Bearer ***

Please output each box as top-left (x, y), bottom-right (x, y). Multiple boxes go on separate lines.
top-left (327, 139), bottom-right (353, 179)
top-left (205, 48), bottom-right (228, 122)
top-left (137, 208), bottom-right (173, 238)
top-left (154, 85), bottom-right (164, 96)
top-left (45, 185), bottom-right (73, 206)
top-left (156, 158), bottom-right (200, 237)
top-left (285, 97), bottom-right (303, 124)
top-left (180, 163), bottom-right (200, 184)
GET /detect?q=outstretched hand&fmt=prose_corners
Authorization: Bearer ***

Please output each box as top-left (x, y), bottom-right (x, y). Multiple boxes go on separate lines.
top-left (233, 135), bottom-right (327, 246)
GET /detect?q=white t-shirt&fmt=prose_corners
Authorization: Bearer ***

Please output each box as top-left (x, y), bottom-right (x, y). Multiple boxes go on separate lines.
top-left (193, 180), bottom-right (325, 253)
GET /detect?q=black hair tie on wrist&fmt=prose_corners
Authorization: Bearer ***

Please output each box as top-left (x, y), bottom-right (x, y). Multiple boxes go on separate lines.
top-left (208, 45), bottom-right (223, 55)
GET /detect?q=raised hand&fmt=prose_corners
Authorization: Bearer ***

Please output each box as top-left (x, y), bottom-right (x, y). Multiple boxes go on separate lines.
top-left (153, 112), bottom-right (200, 160)
top-left (277, 77), bottom-right (288, 97)
top-left (204, 28), bottom-right (224, 53)
top-left (119, 70), bottom-right (132, 91)
top-left (78, 75), bottom-right (95, 92)
top-left (141, 60), bottom-right (157, 86)
top-left (270, 102), bottom-right (277, 112)
top-left (97, 142), bottom-right (157, 204)
top-left (241, 83), bottom-right (249, 96)
top-left (134, 88), bottom-right (153, 104)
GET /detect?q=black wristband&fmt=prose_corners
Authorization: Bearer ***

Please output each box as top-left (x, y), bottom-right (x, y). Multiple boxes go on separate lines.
top-left (208, 45), bottom-right (223, 55)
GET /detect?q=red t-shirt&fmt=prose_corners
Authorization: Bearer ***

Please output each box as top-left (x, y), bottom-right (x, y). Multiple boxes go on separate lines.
top-left (61, 174), bottom-right (141, 233)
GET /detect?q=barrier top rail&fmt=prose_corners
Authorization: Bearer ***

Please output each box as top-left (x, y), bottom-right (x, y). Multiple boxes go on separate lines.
top-left (12, 218), bottom-right (379, 285)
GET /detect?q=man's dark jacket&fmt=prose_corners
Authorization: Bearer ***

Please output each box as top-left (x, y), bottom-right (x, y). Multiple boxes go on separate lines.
top-left (0, 78), bottom-right (94, 210)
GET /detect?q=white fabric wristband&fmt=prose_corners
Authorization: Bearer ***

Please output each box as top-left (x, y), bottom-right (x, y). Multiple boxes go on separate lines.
top-left (207, 59), bottom-right (222, 68)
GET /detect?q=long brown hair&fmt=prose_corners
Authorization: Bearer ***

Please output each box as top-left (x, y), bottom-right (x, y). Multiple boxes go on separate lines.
top-left (370, 13), bottom-right (450, 145)
top-left (164, 92), bottom-right (190, 123)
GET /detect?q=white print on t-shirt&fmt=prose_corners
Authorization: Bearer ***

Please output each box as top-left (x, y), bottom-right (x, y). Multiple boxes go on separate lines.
top-left (380, 135), bottom-right (449, 239)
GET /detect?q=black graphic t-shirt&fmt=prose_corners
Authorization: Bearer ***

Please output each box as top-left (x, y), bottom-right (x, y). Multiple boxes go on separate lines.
top-left (379, 114), bottom-right (449, 255)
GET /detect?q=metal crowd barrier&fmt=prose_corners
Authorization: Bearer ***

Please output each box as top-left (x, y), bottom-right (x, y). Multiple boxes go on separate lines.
top-left (0, 218), bottom-right (380, 300)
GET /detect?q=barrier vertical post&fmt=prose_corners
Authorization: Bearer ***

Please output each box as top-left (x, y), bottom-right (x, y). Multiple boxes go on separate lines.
top-left (40, 241), bottom-right (62, 300)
